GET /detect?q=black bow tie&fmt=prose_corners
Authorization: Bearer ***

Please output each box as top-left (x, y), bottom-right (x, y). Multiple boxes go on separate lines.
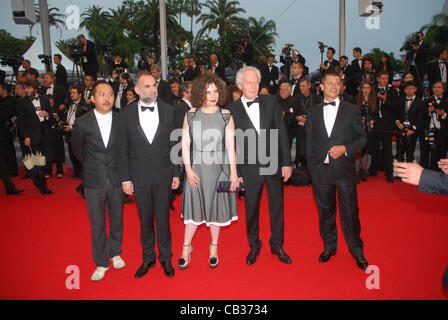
top-left (406, 98), bottom-right (414, 102)
top-left (247, 97), bottom-right (259, 107)
top-left (141, 105), bottom-right (154, 112)
top-left (30, 96), bottom-right (39, 101)
top-left (324, 101), bottom-right (336, 106)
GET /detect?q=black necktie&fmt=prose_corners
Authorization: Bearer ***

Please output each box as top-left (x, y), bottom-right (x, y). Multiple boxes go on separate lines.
top-left (323, 101), bottom-right (336, 106)
top-left (247, 97), bottom-right (259, 107)
top-left (141, 105), bottom-right (154, 112)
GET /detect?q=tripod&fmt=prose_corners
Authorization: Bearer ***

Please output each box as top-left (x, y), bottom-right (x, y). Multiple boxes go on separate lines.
top-left (72, 58), bottom-right (84, 85)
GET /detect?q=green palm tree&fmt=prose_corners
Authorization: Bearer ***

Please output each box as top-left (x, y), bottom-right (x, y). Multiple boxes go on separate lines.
top-left (421, 13), bottom-right (448, 59)
top-left (185, 0), bottom-right (202, 33)
top-left (31, 6), bottom-right (67, 37)
top-left (246, 16), bottom-right (277, 60)
top-left (109, 6), bottom-right (132, 35)
top-left (196, 0), bottom-right (247, 46)
top-left (80, 5), bottom-right (112, 31)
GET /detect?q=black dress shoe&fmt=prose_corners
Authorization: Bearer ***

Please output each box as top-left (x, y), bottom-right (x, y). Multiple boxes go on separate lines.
top-left (161, 260), bottom-right (175, 277)
top-left (6, 189), bottom-right (24, 195)
top-left (134, 260), bottom-right (156, 278)
top-left (246, 246), bottom-right (261, 266)
top-left (366, 171), bottom-right (377, 177)
top-left (355, 256), bottom-right (369, 270)
top-left (318, 250), bottom-right (336, 263)
top-left (40, 188), bottom-right (53, 195)
top-left (271, 248), bottom-right (292, 264)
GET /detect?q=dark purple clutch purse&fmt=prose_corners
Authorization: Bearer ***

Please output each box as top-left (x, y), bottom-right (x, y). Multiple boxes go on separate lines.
top-left (216, 181), bottom-right (245, 193)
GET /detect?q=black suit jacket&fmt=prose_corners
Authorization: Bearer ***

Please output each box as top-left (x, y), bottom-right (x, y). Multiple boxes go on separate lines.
top-left (397, 97), bottom-right (425, 133)
top-left (228, 94), bottom-right (292, 183)
top-left (321, 59), bottom-right (340, 74)
top-left (428, 60), bottom-right (448, 88)
top-left (373, 86), bottom-right (399, 132)
top-left (157, 79), bottom-right (172, 104)
top-left (351, 58), bottom-right (363, 74)
top-left (82, 40), bottom-right (99, 78)
top-left (118, 100), bottom-right (180, 187)
top-left (211, 64), bottom-right (226, 82)
top-left (0, 96), bottom-right (15, 141)
top-left (17, 95), bottom-right (53, 145)
top-left (72, 110), bottom-right (121, 188)
top-left (290, 75), bottom-right (305, 99)
top-left (55, 63), bottom-right (67, 88)
top-left (174, 99), bottom-right (190, 130)
top-left (305, 101), bottom-right (367, 183)
top-left (62, 100), bottom-right (91, 142)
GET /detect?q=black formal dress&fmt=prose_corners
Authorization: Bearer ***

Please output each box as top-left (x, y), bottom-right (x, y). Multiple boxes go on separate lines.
top-left (228, 94), bottom-right (292, 252)
top-left (118, 100), bottom-right (180, 263)
top-left (305, 98), bottom-right (367, 258)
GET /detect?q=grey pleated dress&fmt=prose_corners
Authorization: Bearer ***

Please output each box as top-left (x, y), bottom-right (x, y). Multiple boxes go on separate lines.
top-left (181, 108), bottom-right (238, 227)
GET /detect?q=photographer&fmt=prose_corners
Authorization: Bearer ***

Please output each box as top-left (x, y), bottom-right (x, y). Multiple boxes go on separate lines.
top-left (280, 45), bottom-right (307, 79)
top-left (61, 85), bottom-right (91, 179)
top-left (394, 159), bottom-right (448, 292)
top-left (261, 54), bottom-right (279, 94)
top-left (403, 31), bottom-right (429, 84)
top-left (0, 82), bottom-right (18, 177)
top-left (137, 53), bottom-right (155, 72)
top-left (395, 81), bottom-right (424, 164)
top-left (290, 61), bottom-right (306, 98)
top-left (319, 47), bottom-right (340, 75)
top-left (368, 70), bottom-right (399, 183)
top-left (428, 49), bottom-right (448, 90)
top-left (109, 53), bottom-right (128, 76)
top-left (77, 34), bottom-right (99, 80)
top-left (53, 54), bottom-right (67, 89)
top-left (240, 35), bottom-right (254, 66)
top-left (420, 81), bottom-right (448, 169)
top-left (0, 82), bottom-right (22, 195)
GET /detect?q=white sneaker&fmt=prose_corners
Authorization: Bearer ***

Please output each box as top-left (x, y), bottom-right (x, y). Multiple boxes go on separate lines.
top-left (90, 266), bottom-right (109, 281)
top-left (111, 256), bottom-right (126, 269)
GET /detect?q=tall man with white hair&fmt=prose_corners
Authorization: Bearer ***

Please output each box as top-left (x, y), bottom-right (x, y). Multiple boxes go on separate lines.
top-left (228, 66), bottom-right (293, 266)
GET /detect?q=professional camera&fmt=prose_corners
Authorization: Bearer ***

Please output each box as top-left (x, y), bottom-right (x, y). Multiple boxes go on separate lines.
top-left (67, 40), bottom-right (84, 62)
top-left (52, 120), bottom-right (68, 133)
top-left (318, 41), bottom-right (328, 53)
top-left (0, 55), bottom-right (24, 69)
top-left (424, 129), bottom-right (436, 150)
top-left (230, 40), bottom-right (244, 63)
top-left (283, 43), bottom-right (295, 57)
top-left (38, 54), bottom-right (52, 68)
top-left (3, 115), bottom-right (18, 134)
top-left (400, 34), bottom-right (420, 53)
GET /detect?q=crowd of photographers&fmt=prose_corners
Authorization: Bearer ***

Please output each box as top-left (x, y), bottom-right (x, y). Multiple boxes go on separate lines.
top-left (1, 31), bottom-right (447, 195)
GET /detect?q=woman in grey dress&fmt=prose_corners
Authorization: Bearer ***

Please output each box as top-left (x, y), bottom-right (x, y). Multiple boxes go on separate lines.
top-left (179, 73), bottom-right (240, 269)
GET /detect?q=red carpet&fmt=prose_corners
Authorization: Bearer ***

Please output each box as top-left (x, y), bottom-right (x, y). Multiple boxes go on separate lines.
top-left (0, 169), bottom-right (447, 300)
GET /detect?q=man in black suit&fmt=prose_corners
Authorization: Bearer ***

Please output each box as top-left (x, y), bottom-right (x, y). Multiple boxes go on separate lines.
top-left (150, 64), bottom-right (171, 104)
top-left (320, 47), bottom-right (340, 75)
top-left (351, 47), bottom-right (363, 76)
top-left (17, 79), bottom-right (54, 194)
top-left (395, 81), bottom-right (425, 163)
top-left (339, 78), bottom-right (356, 105)
top-left (427, 49), bottom-right (448, 90)
top-left (340, 55), bottom-right (356, 96)
top-left (228, 66), bottom-right (293, 266)
top-left (72, 81), bottom-right (125, 282)
top-left (369, 71), bottom-right (399, 183)
top-left (290, 62), bottom-right (306, 99)
top-left (295, 78), bottom-right (321, 167)
top-left (394, 158), bottom-right (448, 291)
top-left (0, 83), bottom-right (23, 195)
top-left (119, 71), bottom-right (180, 278)
top-left (42, 72), bottom-right (66, 111)
top-left (209, 53), bottom-right (226, 82)
top-left (278, 82), bottom-right (298, 153)
top-left (174, 81), bottom-right (193, 130)
top-left (241, 35), bottom-right (254, 66)
top-left (77, 34), bottom-right (99, 80)
top-left (61, 85), bottom-right (91, 179)
top-left (53, 54), bottom-right (67, 89)
top-left (305, 71), bottom-right (368, 270)
top-left (405, 31), bottom-right (429, 84)
top-left (261, 55), bottom-right (279, 95)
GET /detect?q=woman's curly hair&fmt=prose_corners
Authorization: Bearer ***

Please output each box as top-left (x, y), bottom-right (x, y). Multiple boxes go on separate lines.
top-left (190, 71), bottom-right (229, 108)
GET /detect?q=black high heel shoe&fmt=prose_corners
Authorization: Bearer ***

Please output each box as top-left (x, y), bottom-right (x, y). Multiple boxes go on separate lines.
top-left (178, 244), bottom-right (193, 270)
top-left (209, 243), bottom-right (219, 269)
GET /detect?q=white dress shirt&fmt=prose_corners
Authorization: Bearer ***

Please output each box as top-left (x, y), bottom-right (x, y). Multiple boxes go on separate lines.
top-left (439, 60), bottom-right (447, 83)
top-left (46, 84), bottom-right (54, 95)
top-left (31, 96), bottom-right (46, 122)
top-left (93, 109), bottom-right (113, 148)
top-left (241, 95), bottom-right (260, 134)
top-left (323, 97), bottom-right (340, 163)
top-left (115, 84), bottom-right (124, 109)
top-left (67, 101), bottom-right (80, 127)
top-left (138, 101), bottom-right (159, 144)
